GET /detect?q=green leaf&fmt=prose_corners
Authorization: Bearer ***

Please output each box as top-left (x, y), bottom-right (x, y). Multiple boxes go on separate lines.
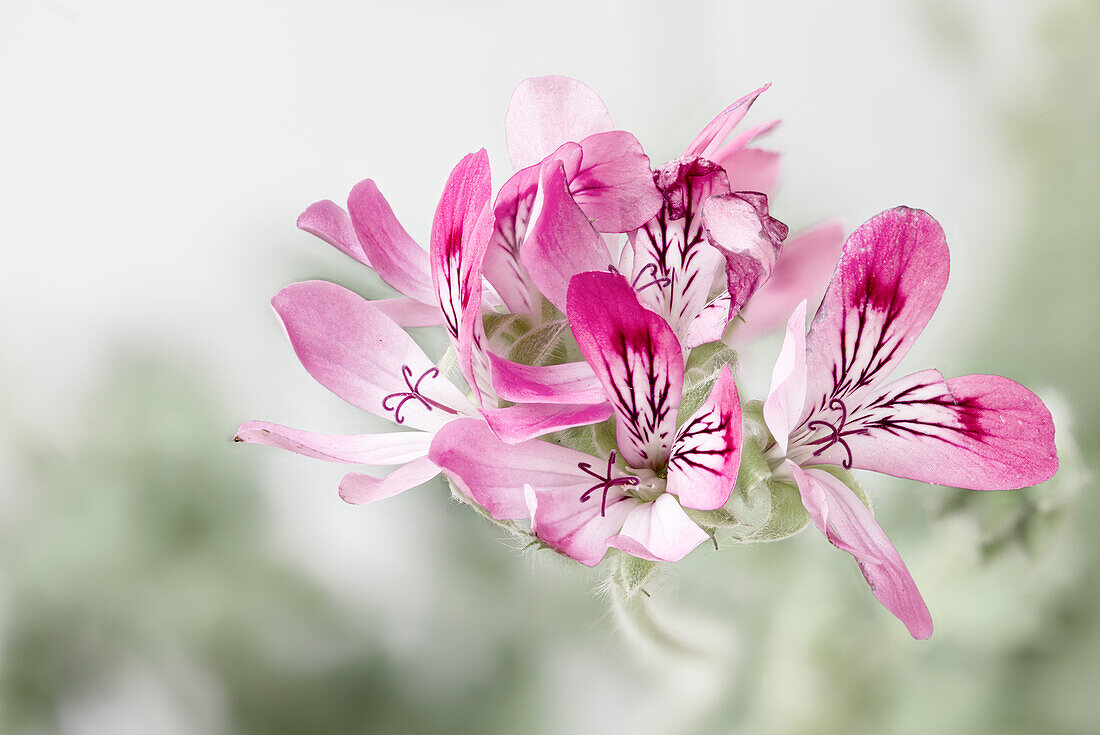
top-left (507, 319), bottom-right (571, 366)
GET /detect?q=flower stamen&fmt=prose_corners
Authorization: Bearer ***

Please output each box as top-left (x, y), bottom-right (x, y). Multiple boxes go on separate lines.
top-left (805, 398), bottom-right (854, 469)
top-left (577, 450), bottom-right (640, 517)
top-left (381, 365), bottom-right (459, 424)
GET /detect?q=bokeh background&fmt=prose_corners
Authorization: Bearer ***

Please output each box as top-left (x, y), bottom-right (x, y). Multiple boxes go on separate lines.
top-left (1, 0), bottom-right (1097, 732)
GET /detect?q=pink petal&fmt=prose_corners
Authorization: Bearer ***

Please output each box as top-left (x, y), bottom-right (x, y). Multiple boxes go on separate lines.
top-left (666, 366), bottom-right (742, 510)
top-left (527, 482), bottom-right (640, 567)
top-left (347, 179), bottom-right (435, 305)
top-left (607, 493), bottom-right (709, 563)
top-left (682, 292), bottom-right (732, 349)
top-left (567, 271), bottom-right (685, 469)
top-left (732, 219), bottom-right (845, 346)
top-left (762, 301), bottom-right (808, 455)
top-left (803, 207), bottom-right (950, 418)
top-left (429, 418), bottom-right (606, 520)
top-left (813, 370), bottom-right (1058, 491)
top-left (787, 462), bottom-right (933, 639)
top-left (234, 421), bottom-right (432, 465)
top-left (521, 162), bottom-right (612, 311)
top-left (488, 354), bottom-right (606, 405)
top-left (272, 280), bottom-right (473, 433)
top-left (716, 148), bottom-right (782, 197)
top-left (482, 402), bottom-right (613, 444)
top-left (683, 83), bottom-right (771, 162)
top-left (338, 456), bottom-right (441, 506)
top-left (297, 200), bottom-right (368, 266)
top-left (370, 297), bottom-right (443, 327)
top-left (505, 75), bottom-right (614, 171)
top-left (566, 130), bottom-right (662, 232)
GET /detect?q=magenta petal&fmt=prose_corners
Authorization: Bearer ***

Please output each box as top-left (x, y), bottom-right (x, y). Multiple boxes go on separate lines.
top-left (667, 366), bottom-right (742, 510)
top-left (429, 419), bottom-right (604, 520)
top-left (297, 200), bottom-right (368, 266)
top-left (272, 280), bottom-right (473, 432)
top-left (762, 301), bottom-right (808, 455)
top-left (607, 494), bottom-right (709, 563)
top-left (482, 402), bottom-right (613, 444)
top-left (733, 219), bottom-right (845, 346)
top-left (234, 421), bottom-right (432, 465)
top-left (824, 370), bottom-right (1058, 491)
top-left (338, 456), bottom-right (441, 506)
top-left (521, 162), bottom-right (612, 311)
top-left (804, 207), bottom-right (949, 415)
top-left (505, 75), bottom-right (614, 171)
top-left (528, 483), bottom-right (640, 567)
top-left (683, 83), bottom-right (770, 161)
top-left (370, 297), bottom-right (443, 327)
top-left (488, 354), bottom-right (606, 405)
top-left (788, 462), bottom-right (933, 639)
top-left (567, 131), bottom-right (662, 233)
top-left (567, 271), bottom-right (685, 469)
top-left (347, 179), bottom-right (435, 305)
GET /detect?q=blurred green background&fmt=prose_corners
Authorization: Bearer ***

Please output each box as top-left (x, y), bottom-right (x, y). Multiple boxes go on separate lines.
top-left (0, 1), bottom-right (1096, 733)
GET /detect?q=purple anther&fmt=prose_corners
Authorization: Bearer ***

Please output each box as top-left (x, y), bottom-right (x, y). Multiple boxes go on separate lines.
top-left (577, 450), bottom-right (640, 517)
top-left (805, 398), bottom-right (854, 469)
top-left (381, 365), bottom-right (459, 424)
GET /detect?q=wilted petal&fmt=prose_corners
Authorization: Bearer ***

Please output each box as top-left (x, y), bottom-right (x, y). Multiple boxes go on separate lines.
top-left (505, 75), bottom-right (614, 170)
top-left (788, 462), bottom-right (933, 639)
top-left (347, 179), bottom-right (435, 305)
top-left (488, 354), bottom-right (606, 405)
top-left (607, 493), bottom-right (709, 563)
top-left (483, 402), bottom-right (613, 444)
top-left (234, 421), bottom-right (432, 465)
top-left (338, 456), bottom-right (441, 506)
top-left (297, 200), bottom-right (367, 266)
top-left (370, 297), bottom-right (443, 327)
top-left (666, 366), bottom-right (742, 511)
top-left (762, 301), bottom-right (808, 455)
top-left (273, 280), bottom-right (473, 433)
top-left (430, 418), bottom-right (606, 520)
top-left (683, 83), bottom-right (770, 161)
top-left (527, 482), bottom-right (640, 568)
top-left (568, 271), bottom-right (685, 469)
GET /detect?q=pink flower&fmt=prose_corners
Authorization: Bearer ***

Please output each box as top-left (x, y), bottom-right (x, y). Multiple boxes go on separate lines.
top-left (430, 271), bottom-right (743, 565)
top-left (762, 207), bottom-right (1059, 638)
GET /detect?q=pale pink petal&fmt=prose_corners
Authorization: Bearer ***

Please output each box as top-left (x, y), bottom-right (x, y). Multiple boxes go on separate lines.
top-left (683, 83), bottom-right (770, 161)
top-left (716, 148), bottom-right (782, 197)
top-left (567, 271), bottom-right (685, 470)
top-left (762, 301), bottom-right (808, 455)
top-left (273, 280), bottom-right (473, 433)
top-left (297, 200), bottom-right (368, 266)
top-left (488, 354), bottom-right (606, 405)
top-left (505, 75), bottom-right (614, 171)
top-left (803, 208), bottom-right (950, 419)
top-left (338, 456), bottom-right (441, 506)
top-left (527, 483), bottom-right (640, 567)
top-left (666, 366), bottom-right (742, 510)
top-left (370, 297), bottom-right (443, 327)
top-left (732, 219), bottom-right (845, 346)
top-left (711, 118), bottom-right (781, 159)
top-left (234, 421), bottom-right (432, 465)
top-left (607, 494), bottom-right (709, 563)
top-left (429, 418), bottom-right (608, 520)
top-left (787, 462), bottom-right (933, 639)
top-left (347, 179), bottom-right (435, 304)
top-left (521, 162), bottom-right (612, 311)
top-left (482, 402), bottom-right (613, 444)
top-left (567, 130), bottom-right (662, 232)
top-left (682, 292), bottom-right (731, 349)
top-left (806, 369), bottom-right (1058, 491)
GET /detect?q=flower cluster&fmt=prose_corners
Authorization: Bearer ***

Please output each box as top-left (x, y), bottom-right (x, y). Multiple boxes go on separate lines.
top-left (236, 77), bottom-right (1058, 638)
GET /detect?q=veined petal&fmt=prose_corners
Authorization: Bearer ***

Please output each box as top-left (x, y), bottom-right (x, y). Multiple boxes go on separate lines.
top-left (763, 301), bottom-right (808, 455)
top-left (732, 219), bottom-right (845, 346)
top-left (505, 75), bottom-right (614, 171)
top-left (527, 483), bottom-right (640, 567)
top-left (488, 354), bottom-right (606, 405)
top-left (667, 366), bottom-right (742, 511)
top-left (430, 418), bottom-right (611, 520)
top-left (347, 179), bottom-right (435, 304)
top-left (273, 280), bottom-right (473, 433)
top-left (234, 421), bottom-right (432, 465)
top-left (483, 402), bottom-right (613, 444)
top-left (297, 200), bottom-right (368, 266)
top-left (787, 462), bottom-right (933, 639)
top-left (370, 297), bottom-right (443, 327)
top-left (338, 456), bottom-right (441, 506)
top-left (521, 162), bottom-right (612, 311)
top-left (683, 83), bottom-right (771, 161)
top-left (566, 130), bottom-right (662, 233)
top-left (805, 369), bottom-right (1058, 491)
top-left (567, 271), bottom-right (685, 469)
top-left (607, 493), bottom-right (709, 563)
top-left (803, 207), bottom-right (949, 419)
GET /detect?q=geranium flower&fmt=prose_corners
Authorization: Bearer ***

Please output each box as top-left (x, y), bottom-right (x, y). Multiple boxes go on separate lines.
top-left (431, 270), bottom-right (743, 565)
top-left (762, 207), bottom-right (1059, 638)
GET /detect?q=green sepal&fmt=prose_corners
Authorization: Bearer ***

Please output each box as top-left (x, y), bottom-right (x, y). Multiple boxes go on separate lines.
top-left (545, 415), bottom-right (616, 457)
top-left (507, 319), bottom-right (572, 366)
top-left (609, 550), bottom-right (660, 601)
top-left (677, 342), bottom-right (738, 424)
